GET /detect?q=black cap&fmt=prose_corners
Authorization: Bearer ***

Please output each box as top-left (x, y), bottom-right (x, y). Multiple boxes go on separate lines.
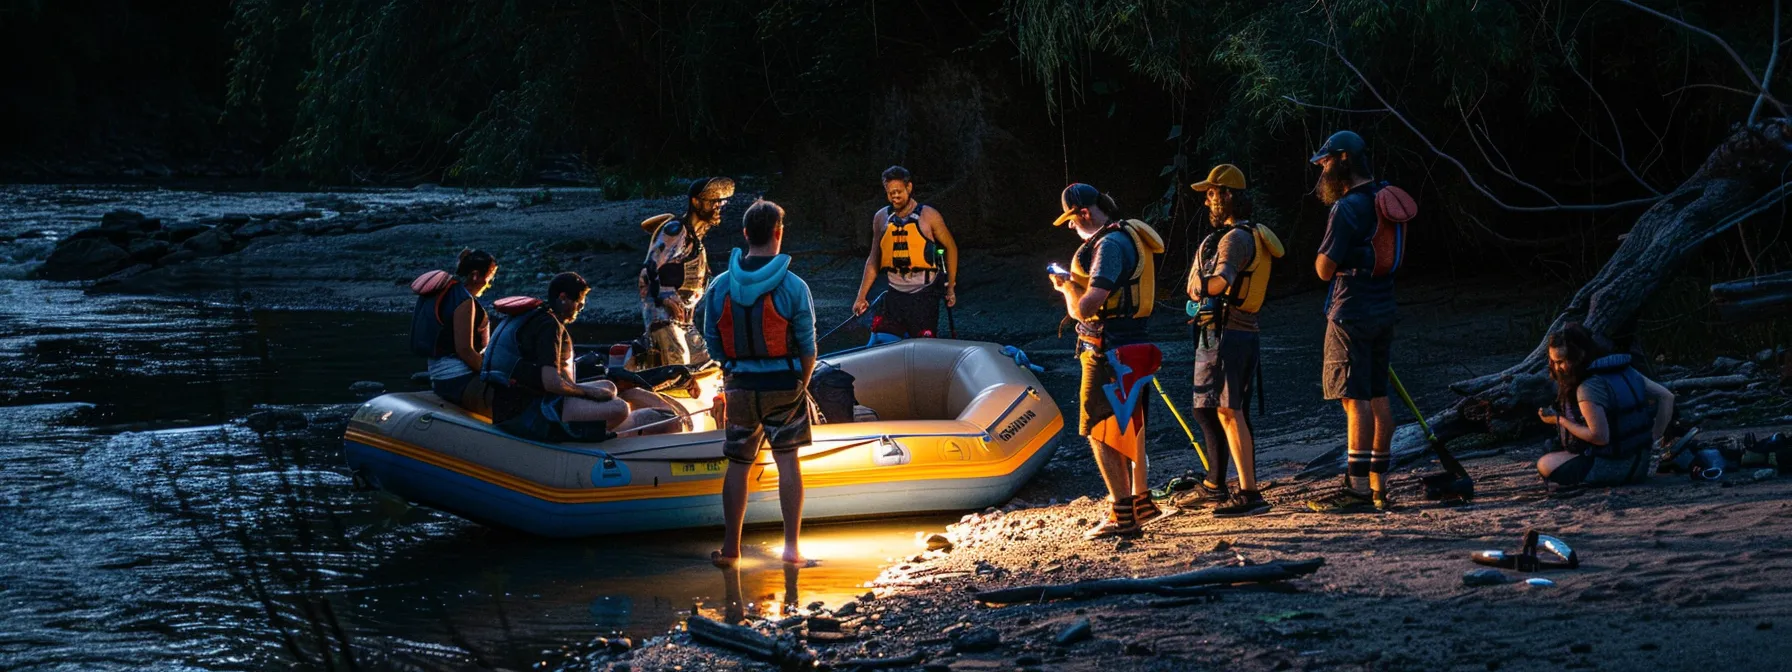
top-left (1309, 130), bottom-right (1367, 164)
top-left (1053, 183), bottom-right (1103, 226)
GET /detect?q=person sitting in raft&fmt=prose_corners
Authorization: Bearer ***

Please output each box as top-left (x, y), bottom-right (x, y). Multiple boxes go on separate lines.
top-left (419, 249), bottom-right (498, 415)
top-left (1536, 323), bottom-right (1676, 487)
top-left (485, 272), bottom-right (682, 442)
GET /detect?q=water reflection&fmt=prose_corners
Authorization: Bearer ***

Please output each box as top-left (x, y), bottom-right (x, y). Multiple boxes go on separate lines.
top-left (0, 280), bottom-right (948, 669)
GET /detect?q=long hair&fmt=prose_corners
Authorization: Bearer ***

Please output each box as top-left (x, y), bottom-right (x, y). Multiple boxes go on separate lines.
top-left (455, 248), bottom-right (495, 278)
top-left (1548, 323), bottom-right (1608, 413)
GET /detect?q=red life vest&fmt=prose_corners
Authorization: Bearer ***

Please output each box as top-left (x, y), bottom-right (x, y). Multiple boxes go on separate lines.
top-left (715, 292), bottom-right (798, 363)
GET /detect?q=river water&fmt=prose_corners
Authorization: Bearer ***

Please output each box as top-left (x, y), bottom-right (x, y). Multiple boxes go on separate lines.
top-left (0, 276), bottom-right (945, 670)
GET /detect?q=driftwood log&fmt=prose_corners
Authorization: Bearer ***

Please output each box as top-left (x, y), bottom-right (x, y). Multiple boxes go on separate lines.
top-left (686, 614), bottom-right (816, 671)
top-left (1712, 270), bottom-right (1792, 323)
top-left (1665, 375), bottom-right (1755, 392)
top-left (1307, 119), bottom-right (1792, 478)
top-left (972, 558), bottom-right (1324, 605)
top-left (837, 650), bottom-right (926, 670)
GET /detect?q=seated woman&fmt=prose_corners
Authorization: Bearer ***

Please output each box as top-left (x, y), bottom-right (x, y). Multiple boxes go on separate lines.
top-left (1536, 324), bottom-right (1675, 487)
top-left (422, 249), bottom-right (498, 415)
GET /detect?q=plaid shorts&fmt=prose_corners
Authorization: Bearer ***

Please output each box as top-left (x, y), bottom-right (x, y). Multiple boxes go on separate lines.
top-left (721, 386), bottom-right (814, 464)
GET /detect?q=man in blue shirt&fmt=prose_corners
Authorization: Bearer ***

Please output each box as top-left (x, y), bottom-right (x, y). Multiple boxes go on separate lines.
top-left (699, 200), bottom-right (818, 567)
top-left (1304, 131), bottom-right (1399, 513)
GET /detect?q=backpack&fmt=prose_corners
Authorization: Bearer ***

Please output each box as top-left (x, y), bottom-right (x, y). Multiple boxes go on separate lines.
top-left (1369, 183), bottom-right (1417, 278)
top-left (480, 297), bottom-right (551, 388)
top-left (808, 362), bottom-right (858, 424)
top-left (409, 270), bottom-right (459, 358)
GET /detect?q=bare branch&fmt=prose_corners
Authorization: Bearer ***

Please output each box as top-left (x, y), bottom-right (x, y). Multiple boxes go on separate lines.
top-left (1751, 0), bottom-right (1783, 124)
top-left (1456, 101), bottom-right (1564, 206)
top-left (1280, 95), bottom-right (1389, 115)
top-left (1460, 211), bottom-right (1585, 248)
top-left (1663, 82), bottom-right (1774, 99)
top-left (1310, 39), bottom-right (1665, 213)
top-left (1552, 27), bottom-right (1663, 195)
top-left (1615, 0), bottom-right (1787, 114)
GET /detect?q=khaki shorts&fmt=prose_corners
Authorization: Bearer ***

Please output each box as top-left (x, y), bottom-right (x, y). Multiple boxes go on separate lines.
top-left (721, 386), bottom-right (814, 464)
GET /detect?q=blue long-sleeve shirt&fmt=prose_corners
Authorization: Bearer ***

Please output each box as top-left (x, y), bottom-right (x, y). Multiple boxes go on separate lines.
top-left (699, 249), bottom-right (816, 375)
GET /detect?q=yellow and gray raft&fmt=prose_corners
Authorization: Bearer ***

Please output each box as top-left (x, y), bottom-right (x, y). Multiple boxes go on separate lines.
top-left (343, 340), bottom-right (1062, 537)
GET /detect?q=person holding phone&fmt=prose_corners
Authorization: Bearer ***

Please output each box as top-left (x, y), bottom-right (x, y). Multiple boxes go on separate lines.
top-left (1048, 183), bottom-right (1167, 539)
top-left (1535, 323), bottom-right (1675, 487)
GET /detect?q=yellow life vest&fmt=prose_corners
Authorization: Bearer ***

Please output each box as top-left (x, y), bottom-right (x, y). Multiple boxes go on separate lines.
top-left (1070, 219), bottom-right (1164, 321)
top-left (1227, 222), bottom-right (1284, 314)
top-left (877, 205), bottom-right (941, 277)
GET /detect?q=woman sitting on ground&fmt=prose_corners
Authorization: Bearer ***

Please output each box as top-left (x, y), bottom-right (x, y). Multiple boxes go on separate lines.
top-left (1536, 323), bottom-right (1675, 487)
top-left (429, 249), bottom-right (498, 415)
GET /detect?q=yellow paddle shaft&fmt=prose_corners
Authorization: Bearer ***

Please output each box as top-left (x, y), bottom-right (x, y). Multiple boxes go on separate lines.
top-left (1151, 377), bottom-right (1210, 473)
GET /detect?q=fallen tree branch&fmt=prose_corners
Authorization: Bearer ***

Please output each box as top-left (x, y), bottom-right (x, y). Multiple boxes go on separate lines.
top-left (972, 558), bottom-right (1324, 605)
top-left (1712, 270), bottom-right (1792, 322)
top-left (686, 614), bottom-right (816, 671)
top-left (1665, 374), bottom-right (1754, 392)
top-left (837, 650), bottom-right (925, 670)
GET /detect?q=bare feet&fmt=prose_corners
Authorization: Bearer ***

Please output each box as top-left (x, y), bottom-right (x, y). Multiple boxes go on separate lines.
top-left (710, 550), bottom-right (739, 568)
top-left (782, 550), bottom-right (819, 568)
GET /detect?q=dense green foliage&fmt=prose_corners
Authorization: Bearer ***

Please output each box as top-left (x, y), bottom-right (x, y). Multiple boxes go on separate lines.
top-left (5, 1), bottom-right (1788, 261)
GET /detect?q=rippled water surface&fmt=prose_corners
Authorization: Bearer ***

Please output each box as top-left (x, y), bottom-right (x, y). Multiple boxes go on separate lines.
top-left (0, 280), bottom-right (943, 670)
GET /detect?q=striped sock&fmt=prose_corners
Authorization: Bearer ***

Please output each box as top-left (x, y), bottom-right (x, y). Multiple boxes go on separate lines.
top-left (1348, 450), bottom-right (1372, 493)
top-left (1112, 498), bottom-right (1136, 527)
top-left (1369, 452), bottom-right (1391, 476)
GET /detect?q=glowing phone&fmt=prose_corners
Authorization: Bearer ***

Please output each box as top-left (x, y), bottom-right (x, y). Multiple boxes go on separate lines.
top-left (1046, 262), bottom-right (1070, 277)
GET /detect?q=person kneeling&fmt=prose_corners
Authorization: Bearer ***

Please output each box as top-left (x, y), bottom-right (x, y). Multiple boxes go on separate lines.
top-left (484, 272), bottom-right (681, 442)
top-left (1536, 324), bottom-right (1675, 488)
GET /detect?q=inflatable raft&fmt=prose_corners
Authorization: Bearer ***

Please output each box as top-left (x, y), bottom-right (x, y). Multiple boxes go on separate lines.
top-left (343, 339), bottom-right (1063, 537)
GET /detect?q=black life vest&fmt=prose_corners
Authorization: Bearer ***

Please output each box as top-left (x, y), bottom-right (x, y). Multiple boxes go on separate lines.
top-left (714, 291), bottom-right (799, 367)
top-left (480, 301), bottom-right (556, 389)
top-left (878, 204), bottom-right (942, 280)
top-left (1562, 354), bottom-right (1654, 459)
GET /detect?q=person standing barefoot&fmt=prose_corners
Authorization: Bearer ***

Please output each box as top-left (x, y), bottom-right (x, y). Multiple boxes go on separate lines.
top-left (700, 200), bottom-right (817, 566)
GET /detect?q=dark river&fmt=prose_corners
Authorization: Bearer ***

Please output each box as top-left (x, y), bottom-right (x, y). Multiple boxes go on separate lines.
top-left (0, 279), bottom-right (946, 670)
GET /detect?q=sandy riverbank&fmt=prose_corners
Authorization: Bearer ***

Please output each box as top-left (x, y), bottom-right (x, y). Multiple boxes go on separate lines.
top-left (11, 184), bottom-right (1791, 672)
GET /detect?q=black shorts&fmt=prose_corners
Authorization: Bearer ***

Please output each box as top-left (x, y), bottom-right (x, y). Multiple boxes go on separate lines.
top-left (1193, 329), bottom-right (1258, 410)
top-left (1322, 317), bottom-right (1393, 401)
top-left (1077, 346), bottom-right (1149, 436)
top-left (874, 282), bottom-right (943, 338)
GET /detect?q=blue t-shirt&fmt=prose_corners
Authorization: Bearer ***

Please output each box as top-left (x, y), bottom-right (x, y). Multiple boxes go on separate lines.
top-left (1083, 229), bottom-right (1148, 343)
top-left (1317, 183), bottom-right (1396, 321)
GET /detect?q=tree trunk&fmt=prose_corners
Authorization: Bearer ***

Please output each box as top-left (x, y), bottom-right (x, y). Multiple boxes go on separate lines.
top-left (1308, 119), bottom-right (1792, 476)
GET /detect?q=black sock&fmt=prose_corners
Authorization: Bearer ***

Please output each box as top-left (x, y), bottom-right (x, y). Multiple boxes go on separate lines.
top-left (1193, 407), bottom-right (1229, 487)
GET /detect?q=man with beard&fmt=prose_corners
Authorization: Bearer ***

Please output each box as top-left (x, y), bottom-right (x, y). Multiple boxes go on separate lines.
top-left (639, 177), bottom-right (735, 367)
top-left (1180, 164), bottom-right (1282, 517)
top-left (1050, 183), bottom-right (1167, 538)
top-left (852, 166), bottom-right (959, 341)
top-left (1302, 131), bottom-right (1401, 513)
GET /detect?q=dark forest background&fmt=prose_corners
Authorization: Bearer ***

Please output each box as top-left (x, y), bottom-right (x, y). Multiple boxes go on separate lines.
top-left (2, 1), bottom-right (1788, 355)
